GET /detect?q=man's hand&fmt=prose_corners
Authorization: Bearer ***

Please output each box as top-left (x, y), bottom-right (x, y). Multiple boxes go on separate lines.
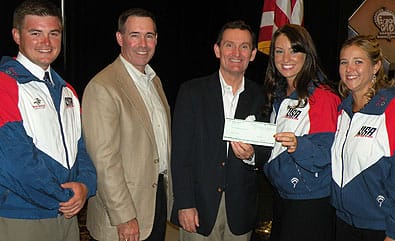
top-left (231, 141), bottom-right (254, 160)
top-left (117, 218), bottom-right (139, 241)
top-left (59, 182), bottom-right (88, 218)
top-left (178, 208), bottom-right (199, 233)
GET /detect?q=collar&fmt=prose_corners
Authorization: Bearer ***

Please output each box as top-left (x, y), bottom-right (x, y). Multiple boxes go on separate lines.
top-left (16, 52), bottom-right (50, 80)
top-left (119, 54), bottom-right (156, 88)
top-left (219, 71), bottom-right (245, 96)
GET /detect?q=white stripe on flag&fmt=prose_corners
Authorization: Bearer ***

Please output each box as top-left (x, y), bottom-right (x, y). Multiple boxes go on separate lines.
top-left (258, 0), bottom-right (304, 55)
top-left (261, 11), bottom-right (275, 27)
top-left (290, 0), bottom-right (303, 24)
top-left (276, 0), bottom-right (292, 20)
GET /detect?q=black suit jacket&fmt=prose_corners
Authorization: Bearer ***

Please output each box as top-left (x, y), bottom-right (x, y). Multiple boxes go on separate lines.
top-left (170, 72), bottom-right (271, 236)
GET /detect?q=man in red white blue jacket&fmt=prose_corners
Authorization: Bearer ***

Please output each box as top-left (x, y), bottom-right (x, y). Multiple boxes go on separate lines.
top-left (0, 55), bottom-right (97, 218)
top-left (0, 54), bottom-right (97, 238)
top-left (0, 1), bottom-right (96, 240)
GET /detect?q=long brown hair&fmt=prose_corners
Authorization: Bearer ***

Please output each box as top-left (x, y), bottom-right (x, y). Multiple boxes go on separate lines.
top-left (263, 24), bottom-right (338, 116)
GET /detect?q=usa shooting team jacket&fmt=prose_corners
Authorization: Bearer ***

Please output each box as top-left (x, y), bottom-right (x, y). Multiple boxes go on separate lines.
top-left (331, 87), bottom-right (395, 238)
top-left (264, 84), bottom-right (340, 200)
top-left (0, 56), bottom-right (97, 219)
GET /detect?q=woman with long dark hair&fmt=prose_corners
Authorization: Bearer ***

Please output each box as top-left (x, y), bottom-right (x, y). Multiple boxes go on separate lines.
top-left (263, 24), bottom-right (340, 241)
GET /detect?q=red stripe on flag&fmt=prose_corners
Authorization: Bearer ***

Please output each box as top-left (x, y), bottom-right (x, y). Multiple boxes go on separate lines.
top-left (291, 0), bottom-right (297, 11)
top-left (258, 0), bottom-right (304, 55)
top-left (259, 26), bottom-right (274, 42)
top-left (263, 0), bottom-right (276, 11)
top-left (274, 4), bottom-right (290, 27)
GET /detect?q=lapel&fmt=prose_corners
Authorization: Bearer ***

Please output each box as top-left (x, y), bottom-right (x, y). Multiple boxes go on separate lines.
top-left (234, 80), bottom-right (253, 119)
top-left (152, 75), bottom-right (172, 156)
top-left (112, 57), bottom-right (157, 150)
top-left (204, 73), bottom-right (225, 138)
top-left (152, 76), bottom-right (171, 129)
top-left (204, 72), bottom-right (254, 121)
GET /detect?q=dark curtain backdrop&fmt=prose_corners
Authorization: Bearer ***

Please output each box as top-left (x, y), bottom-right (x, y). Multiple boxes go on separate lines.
top-left (1, 0), bottom-right (364, 109)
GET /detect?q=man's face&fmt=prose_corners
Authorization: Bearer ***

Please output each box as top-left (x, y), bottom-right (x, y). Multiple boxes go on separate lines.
top-left (214, 28), bottom-right (256, 77)
top-left (12, 15), bottom-right (62, 70)
top-left (116, 16), bottom-right (157, 73)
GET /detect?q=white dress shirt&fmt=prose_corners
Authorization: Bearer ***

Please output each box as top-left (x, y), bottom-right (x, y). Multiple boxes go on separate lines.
top-left (120, 55), bottom-right (169, 174)
top-left (219, 71), bottom-right (254, 164)
top-left (16, 52), bottom-right (53, 85)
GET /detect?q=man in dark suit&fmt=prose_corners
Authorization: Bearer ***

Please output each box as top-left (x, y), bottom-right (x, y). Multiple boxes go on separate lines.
top-left (170, 20), bottom-right (271, 241)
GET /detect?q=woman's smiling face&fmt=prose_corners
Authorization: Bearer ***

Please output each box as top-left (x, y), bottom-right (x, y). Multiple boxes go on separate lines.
top-left (339, 44), bottom-right (379, 95)
top-left (274, 33), bottom-right (306, 83)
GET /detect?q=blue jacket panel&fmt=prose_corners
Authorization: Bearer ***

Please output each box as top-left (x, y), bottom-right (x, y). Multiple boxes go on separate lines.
top-left (0, 56), bottom-right (97, 219)
top-left (331, 88), bottom-right (395, 239)
top-left (264, 85), bottom-right (340, 199)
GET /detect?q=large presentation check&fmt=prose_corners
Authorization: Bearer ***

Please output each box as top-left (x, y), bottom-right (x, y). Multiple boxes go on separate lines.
top-left (222, 118), bottom-right (276, 147)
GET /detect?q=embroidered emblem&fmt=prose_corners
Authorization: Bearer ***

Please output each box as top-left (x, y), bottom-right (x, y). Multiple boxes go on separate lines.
top-left (291, 177), bottom-right (299, 188)
top-left (355, 126), bottom-right (377, 138)
top-left (285, 107), bottom-right (302, 120)
top-left (32, 97), bottom-right (45, 109)
top-left (375, 95), bottom-right (387, 107)
top-left (376, 195), bottom-right (385, 207)
top-left (65, 97), bottom-right (74, 108)
top-left (5, 67), bottom-right (18, 78)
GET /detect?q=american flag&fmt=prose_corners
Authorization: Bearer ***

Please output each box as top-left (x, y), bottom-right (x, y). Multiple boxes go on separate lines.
top-left (258, 0), bottom-right (304, 55)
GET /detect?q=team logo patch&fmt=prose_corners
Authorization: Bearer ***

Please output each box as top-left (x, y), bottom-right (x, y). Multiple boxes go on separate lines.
top-left (32, 97), bottom-right (46, 109)
top-left (355, 126), bottom-right (377, 138)
top-left (285, 107), bottom-right (302, 120)
top-left (376, 195), bottom-right (385, 207)
top-left (291, 177), bottom-right (299, 188)
top-left (374, 95), bottom-right (387, 107)
top-left (65, 97), bottom-right (74, 108)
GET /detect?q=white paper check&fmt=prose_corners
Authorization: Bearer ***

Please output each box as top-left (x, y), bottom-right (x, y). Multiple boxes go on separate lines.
top-left (223, 118), bottom-right (276, 147)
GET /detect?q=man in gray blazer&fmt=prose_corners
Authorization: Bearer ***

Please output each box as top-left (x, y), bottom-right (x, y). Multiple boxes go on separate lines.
top-left (82, 8), bottom-right (172, 241)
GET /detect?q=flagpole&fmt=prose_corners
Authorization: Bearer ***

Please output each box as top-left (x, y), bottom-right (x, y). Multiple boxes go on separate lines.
top-left (61, 0), bottom-right (66, 68)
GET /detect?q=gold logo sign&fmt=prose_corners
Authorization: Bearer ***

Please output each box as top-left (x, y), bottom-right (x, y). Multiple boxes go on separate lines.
top-left (374, 7), bottom-right (395, 40)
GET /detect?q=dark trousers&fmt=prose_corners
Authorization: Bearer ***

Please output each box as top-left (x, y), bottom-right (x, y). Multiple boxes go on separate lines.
top-left (269, 191), bottom-right (335, 241)
top-left (144, 173), bottom-right (167, 241)
top-left (335, 217), bottom-right (385, 241)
